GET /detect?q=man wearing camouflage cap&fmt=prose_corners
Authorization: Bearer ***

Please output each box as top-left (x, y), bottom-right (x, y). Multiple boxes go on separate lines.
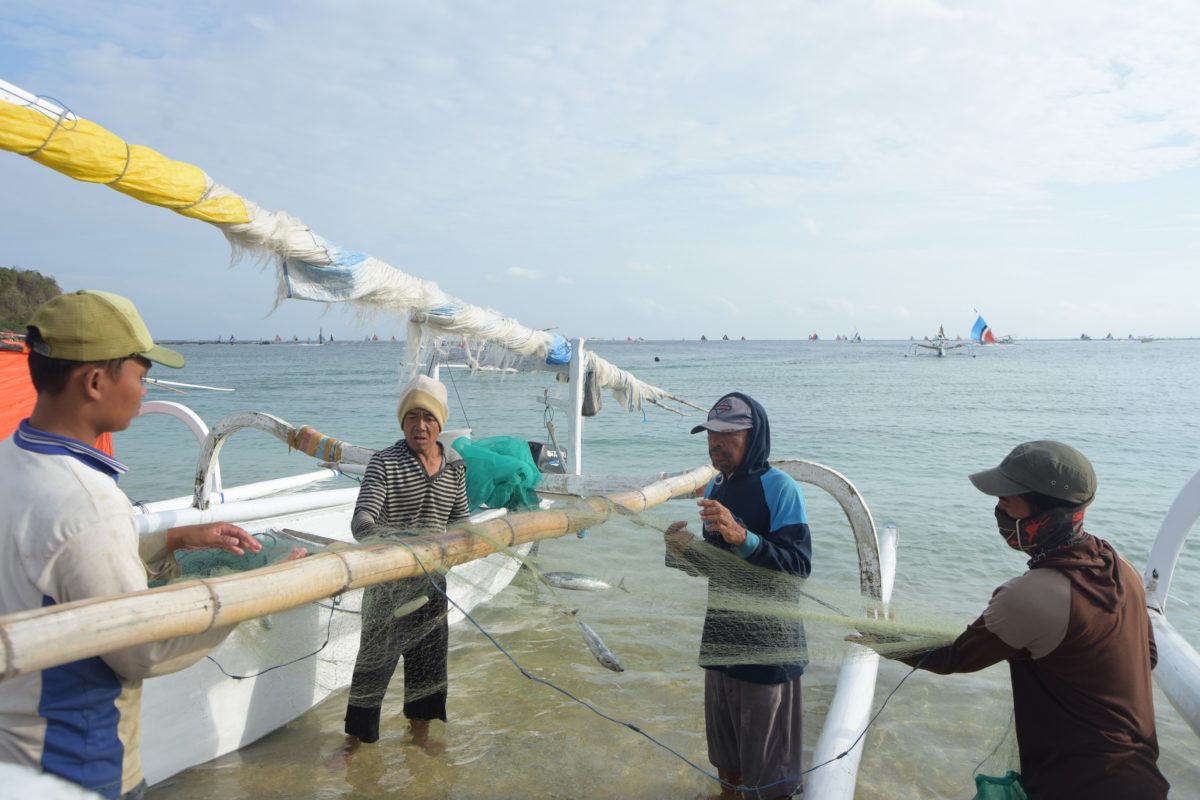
top-left (868, 441), bottom-right (1167, 799)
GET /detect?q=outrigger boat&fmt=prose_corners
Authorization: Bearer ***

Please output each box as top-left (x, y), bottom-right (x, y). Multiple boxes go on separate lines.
top-left (2, 79), bottom-right (1198, 799)
top-left (906, 326), bottom-right (975, 358)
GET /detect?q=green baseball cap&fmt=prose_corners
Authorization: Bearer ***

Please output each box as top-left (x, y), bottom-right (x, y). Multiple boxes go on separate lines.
top-left (969, 440), bottom-right (1096, 504)
top-left (28, 290), bottom-right (185, 369)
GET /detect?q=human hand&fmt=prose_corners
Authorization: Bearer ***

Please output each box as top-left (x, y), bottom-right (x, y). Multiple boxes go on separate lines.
top-left (697, 499), bottom-right (746, 547)
top-left (281, 547), bottom-right (308, 562)
top-left (167, 522), bottom-right (262, 556)
top-left (664, 521), bottom-right (695, 555)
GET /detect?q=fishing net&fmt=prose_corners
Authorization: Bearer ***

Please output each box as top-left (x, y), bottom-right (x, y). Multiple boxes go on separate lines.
top-left (972, 713), bottom-right (1025, 799)
top-left (972, 771), bottom-right (1028, 800)
top-left (450, 435), bottom-right (542, 512)
top-left (318, 494), bottom-right (1011, 791)
top-left (630, 502), bottom-right (1020, 797)
top-left (661, 521), bottom-right (962, 665)
top-left (151, 529), bottom-right (317, 587)
top-left (142, 483), bottom-right (1016, 797)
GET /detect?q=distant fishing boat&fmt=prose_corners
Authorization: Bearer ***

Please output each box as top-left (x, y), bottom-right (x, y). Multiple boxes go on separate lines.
top-left (907, 325), bottom-right (975, 358)
top-left (970, 310), bottom-right (1014, 345)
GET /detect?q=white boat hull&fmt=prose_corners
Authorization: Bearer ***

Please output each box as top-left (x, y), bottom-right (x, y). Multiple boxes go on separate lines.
top-left (139, 502), bottom-right (531, 785)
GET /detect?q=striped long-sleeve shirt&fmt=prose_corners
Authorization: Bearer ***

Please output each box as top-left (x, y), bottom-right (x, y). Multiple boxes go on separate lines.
top-left (351, 440), bottom-right (468, 539)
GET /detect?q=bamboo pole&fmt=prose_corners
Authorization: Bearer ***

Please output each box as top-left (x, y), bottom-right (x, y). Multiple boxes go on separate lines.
top-left (0, 465), bottom-right (714, 682)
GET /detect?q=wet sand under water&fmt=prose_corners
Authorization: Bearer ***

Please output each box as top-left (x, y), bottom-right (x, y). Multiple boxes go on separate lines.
top-left (144, 527), bottom-right (1200, 800)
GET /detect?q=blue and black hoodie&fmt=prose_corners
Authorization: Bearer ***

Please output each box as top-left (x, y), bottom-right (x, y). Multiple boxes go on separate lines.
top-left (672, 392), bottom-right (812, 684)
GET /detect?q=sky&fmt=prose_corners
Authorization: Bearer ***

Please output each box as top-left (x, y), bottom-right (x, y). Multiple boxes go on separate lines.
top-left (2, 0), bottom-right (1199, 341)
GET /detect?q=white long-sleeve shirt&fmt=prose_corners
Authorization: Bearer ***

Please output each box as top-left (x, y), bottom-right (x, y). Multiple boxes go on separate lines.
top-left (0, 422), bottom-right (229, 799)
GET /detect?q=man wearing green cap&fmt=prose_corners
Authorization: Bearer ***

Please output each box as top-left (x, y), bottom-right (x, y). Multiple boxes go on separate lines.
top-left (0, 290), bottom-right (277, 800)
top-left (865, 440), bottom-right (1168, 799)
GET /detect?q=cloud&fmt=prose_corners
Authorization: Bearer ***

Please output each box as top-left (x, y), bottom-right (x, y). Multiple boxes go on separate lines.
top-left (3, 1), bottom-right (1200, 337)
top-left (507, 267), bottom-right (542, 280)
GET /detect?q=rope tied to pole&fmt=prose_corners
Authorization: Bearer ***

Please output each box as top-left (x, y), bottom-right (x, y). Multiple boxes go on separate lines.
top-left (287, 425), bottom-right (345, 463)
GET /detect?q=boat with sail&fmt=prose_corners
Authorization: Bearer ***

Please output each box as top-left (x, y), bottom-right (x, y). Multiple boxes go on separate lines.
top-left (970, 310), bottom-right (1014, 345)
top-left (2, 78), bottom-right (1198, 799)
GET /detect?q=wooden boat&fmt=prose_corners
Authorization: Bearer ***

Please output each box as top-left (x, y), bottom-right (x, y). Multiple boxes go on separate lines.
top-left (3, 78), bottom-right (1198, 798)
top-left (0, 77), bottom-right (712, 787)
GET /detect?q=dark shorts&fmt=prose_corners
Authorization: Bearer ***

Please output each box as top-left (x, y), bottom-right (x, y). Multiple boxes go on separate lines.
top-left (705, 669), bottom-right (804, 799)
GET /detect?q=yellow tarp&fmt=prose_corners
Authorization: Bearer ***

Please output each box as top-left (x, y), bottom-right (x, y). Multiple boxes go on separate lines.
top-left (0, 102), bottom-right (250, 225)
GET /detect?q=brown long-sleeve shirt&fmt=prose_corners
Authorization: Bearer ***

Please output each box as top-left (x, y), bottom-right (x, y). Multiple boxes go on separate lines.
top-left (905, 535), bottom-right (1168, 800)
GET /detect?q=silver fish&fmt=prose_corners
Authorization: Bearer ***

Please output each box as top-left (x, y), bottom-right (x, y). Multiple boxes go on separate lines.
top-left (577, 620), bottom-right (625, 672)
top-left (542, 571), bottom-right (612, 591)
top-left (392, 595), bottom-right (429, 618)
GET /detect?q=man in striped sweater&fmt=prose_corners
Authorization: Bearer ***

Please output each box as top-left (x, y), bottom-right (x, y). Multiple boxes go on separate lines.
top-left (342, 375), bottom-right (469, 754)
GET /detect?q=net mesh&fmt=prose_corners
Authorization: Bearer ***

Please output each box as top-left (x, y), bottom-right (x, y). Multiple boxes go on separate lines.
top-left (151, 494), bottom-right (1017, 794)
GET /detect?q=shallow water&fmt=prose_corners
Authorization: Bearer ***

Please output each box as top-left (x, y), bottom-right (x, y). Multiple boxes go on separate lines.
top-left (114, 338), bottom-right (1200, 799)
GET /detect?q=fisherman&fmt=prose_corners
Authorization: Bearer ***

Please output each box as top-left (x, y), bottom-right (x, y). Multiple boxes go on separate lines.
top-left (861, 441), bottom-right (1168, 799)
top-left (664, 392), bottom-right (811, 800)
top-left (342, 374), bottom-right (469, 755)
top-left (0, 290), bottom-right (297, 800)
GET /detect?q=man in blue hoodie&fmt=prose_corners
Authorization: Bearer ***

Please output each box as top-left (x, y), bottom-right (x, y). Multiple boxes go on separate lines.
top-left (666, 392), bottom-right (811, 800)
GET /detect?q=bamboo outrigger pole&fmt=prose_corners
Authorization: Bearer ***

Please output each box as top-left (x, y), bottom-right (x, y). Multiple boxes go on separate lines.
top-left (0, 465), bottom-right (715, 683)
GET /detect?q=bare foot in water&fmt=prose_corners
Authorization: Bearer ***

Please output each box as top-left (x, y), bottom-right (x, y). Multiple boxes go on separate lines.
top-left (409, 719), bottom-right (445, 756)
top-left (326, 735), bottom-right (362, 769)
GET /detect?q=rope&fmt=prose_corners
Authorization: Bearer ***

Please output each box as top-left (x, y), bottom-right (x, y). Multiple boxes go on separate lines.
top-left (22, 96), bottom-right (75, 158)
top-left (205, 595), bottom-right (341, 680)
top-left (288, 425), bottom-right (345, 462)
top-left (106, 141), bottom-right (132, 186)
top-left (443, 361), bottom-right (472, 429)
top-left (172, 179), bottom-right (215, 213)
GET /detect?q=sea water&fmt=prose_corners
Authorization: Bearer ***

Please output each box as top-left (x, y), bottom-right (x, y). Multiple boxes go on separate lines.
top-left (117, 338), bottom-right (1200, 799)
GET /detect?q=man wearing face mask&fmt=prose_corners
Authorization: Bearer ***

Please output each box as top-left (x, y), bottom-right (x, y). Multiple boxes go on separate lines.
top-left (889, 441), bottom-right (1168, 799)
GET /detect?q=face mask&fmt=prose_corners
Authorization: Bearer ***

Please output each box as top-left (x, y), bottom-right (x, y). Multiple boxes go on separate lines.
top-left (994, 507), bottom-right (1028, 552)
top-left (994, 504), bottom-right (1087, 557)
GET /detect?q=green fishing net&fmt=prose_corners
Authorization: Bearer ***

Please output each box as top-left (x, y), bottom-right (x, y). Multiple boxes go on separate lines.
top-left (451, 435), bottom-right (541, 511)
top-left (150, 529), bottom-right (319, 586)
top-left (972, 771), bottom-right (1028, 799)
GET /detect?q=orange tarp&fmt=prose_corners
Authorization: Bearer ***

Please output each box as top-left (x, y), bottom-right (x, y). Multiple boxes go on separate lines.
top-left (0, 348), bottom-right (113, 455)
